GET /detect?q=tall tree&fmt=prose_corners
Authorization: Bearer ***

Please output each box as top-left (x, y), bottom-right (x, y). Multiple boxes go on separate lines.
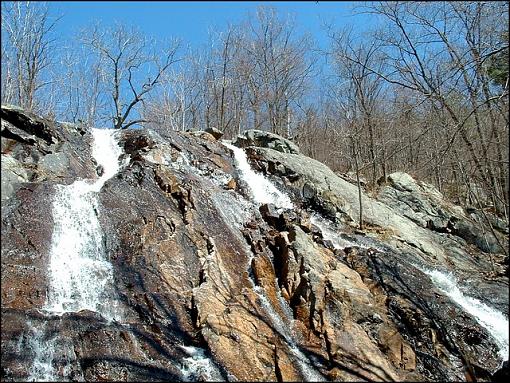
top-left (347, 1), bottom-right (509, 216)
top-left (328, 28), bottom-right (387, 186)
top-left (246, 6), bottom-right (316, 136)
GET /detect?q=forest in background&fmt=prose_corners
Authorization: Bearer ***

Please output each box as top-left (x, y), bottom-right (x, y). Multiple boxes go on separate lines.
top-left (1, 1), bottom-right (508, 222)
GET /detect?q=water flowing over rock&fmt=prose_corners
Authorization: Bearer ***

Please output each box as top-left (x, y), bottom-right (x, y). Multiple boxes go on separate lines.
top-left (1, 106), bottom-right (508, 382)
top-left (223, 141), bottom-right (293, 209)
top-left (419, 268), bottom-right (509, 361)
top-left (44, 128), bottom-right (125, 319)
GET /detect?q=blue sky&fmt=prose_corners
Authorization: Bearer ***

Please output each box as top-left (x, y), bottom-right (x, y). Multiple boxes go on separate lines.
top-left (50, 1), bottom-right (373, 50)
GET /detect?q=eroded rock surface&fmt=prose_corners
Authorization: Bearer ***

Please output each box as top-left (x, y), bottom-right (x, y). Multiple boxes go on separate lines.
top-left (378, 172), bottom-right (506, 254)
top-left (1, 108), bottom-right (508, 382)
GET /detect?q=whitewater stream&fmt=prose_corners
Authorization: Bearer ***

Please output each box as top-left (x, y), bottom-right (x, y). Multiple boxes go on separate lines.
top-left (312, 212), bottom-right (509, 365)
top-left (223, 142), bottom-right (293, 210)
top-left (28, 128), bottom-right (125, 381)
top-left (177, 345), bottom-right (225, 382)
top-left (44, 128), bottom-right (124, 320)
top-left (421, 268), bottom-right (509, 363)
top-left (225, 141), bottom-right (325, 380)
top-left (310, 213), bottom-right (385, 251)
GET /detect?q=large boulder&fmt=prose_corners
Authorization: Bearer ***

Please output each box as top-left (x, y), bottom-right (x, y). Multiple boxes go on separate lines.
top-left (1, 155), bottom-right (29, 203)
top-left (234, 129), bottom-right (300, 154)
top-left (205, 127), bottom-right (223, 140)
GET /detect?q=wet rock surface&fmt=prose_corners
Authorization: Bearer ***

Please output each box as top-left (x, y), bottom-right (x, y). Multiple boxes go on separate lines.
top-left (1, 109), bottom-right (508, 382)
top-left (246, 146), bottom-right (508, 312)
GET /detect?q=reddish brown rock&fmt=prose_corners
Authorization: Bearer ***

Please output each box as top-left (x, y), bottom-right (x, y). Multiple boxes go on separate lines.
top-left (1, 107), bottom-right (506, 382)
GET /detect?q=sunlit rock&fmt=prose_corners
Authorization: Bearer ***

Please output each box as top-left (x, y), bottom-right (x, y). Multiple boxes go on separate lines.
top-left (1, 106), bottom-right (508, 382)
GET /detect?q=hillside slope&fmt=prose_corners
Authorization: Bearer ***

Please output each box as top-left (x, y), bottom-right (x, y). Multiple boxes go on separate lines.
top-left (1, 106), bottom-right (508, 382)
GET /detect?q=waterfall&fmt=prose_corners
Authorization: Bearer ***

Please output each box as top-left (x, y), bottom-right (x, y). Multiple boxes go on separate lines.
top-left (222, 142), bottom-right (293, 209)
top-left (26, 322), bottom-right (58, 382)
top-left (224, 142), bottom-right (323, 379)
top-left (422, 268), bottom-right (509, 362)
top-left (44, 128), bottom-right (124, 321)
top-left (27, 128), bottom-right (124, 382)
top-left (26, 321), bottom-right (81, 382)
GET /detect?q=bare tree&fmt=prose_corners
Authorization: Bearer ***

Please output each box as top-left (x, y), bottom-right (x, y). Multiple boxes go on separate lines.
top-left (245, 6), bottom-right (316, 136)
top-left (142, 7), bottom-right (315, 139)
top-left (82, 23), bottom-right (180, 129)
top-left (328, 27), bottom-right (388, 187)
top-left (201, 25), bottom-right (246, 136)
top-left (1, 1), bottom-right (60, 112)
top-left (341, 1), bottom-right (509, 217)
top-left (52, 41), bottom-right (107, 126)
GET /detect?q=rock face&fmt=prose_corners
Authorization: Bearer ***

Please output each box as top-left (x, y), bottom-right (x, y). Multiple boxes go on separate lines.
top-left (234, 129), bottom-right (300, 154)
top-left (1, 106), bottom-right (94, 205)
top-left (1, 109), bottom-right (508, 382)
top-left (377, 172), bottom-right (506, 254)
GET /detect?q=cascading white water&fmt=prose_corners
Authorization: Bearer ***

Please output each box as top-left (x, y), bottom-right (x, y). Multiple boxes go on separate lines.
top-left (178, 345), bottom-right (224, 382)
top-left (422, 268), bottom-right (509, 362)
top-left (26, 322), bottom-right (57, 382)
top-left (223, 142), bottom-right (293, 209)
top-left (28, 129), bottom-right (126, 381)
top-left (312, 213), bottom-right (509, 364)
top-left (26, 321), bottom-right (80, 382)
top-left (28, 129), bottom-right (125, 382)
top-left (223, 142), bottom-right (323, 379)
top-left (44, 128), bottom-right (124, 321)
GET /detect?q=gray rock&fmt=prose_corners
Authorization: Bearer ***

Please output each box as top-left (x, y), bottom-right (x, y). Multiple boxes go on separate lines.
top-left (448, 217), bottom-right (504, 254)
top-left (187, 130), bottom-right (216, 141)
top-left (1, 105), bottom-right (97, 184)
top-left (469, 208), bottom-right (509, 235)
top-left (249, 147), bottom-right (443, 256)
top-left (378, 172), bottom-right (506, 254)
top-left (302, 182), bottom-right (317, 200)
top-left (38, 151), bottom-right (70, 179)
top-left (234, 129), bottom-right (300, 154)
top-left (259, 203), bottom-right (279, 226)
top-left (1, 104), bottom-right (60, 145)
top-left (1, 155), bottom-right (29, 203)
top-left (377, 172), bottom-right (452, 229)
